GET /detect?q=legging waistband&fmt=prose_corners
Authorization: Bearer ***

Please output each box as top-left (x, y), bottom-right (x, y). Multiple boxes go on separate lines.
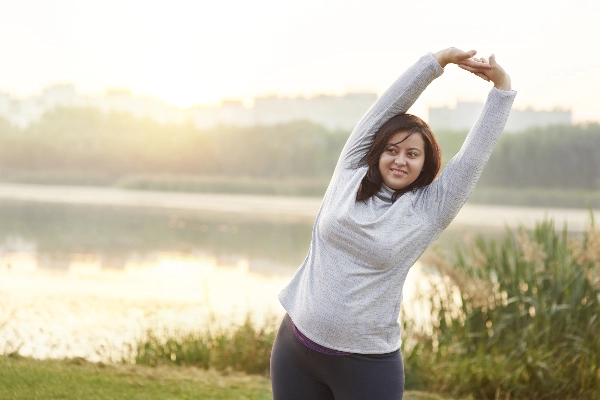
top-left (289, 315), bottom-right (351, 356)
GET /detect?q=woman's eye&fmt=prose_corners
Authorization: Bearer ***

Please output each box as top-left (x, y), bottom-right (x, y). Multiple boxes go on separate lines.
top-left (408, 152), bottom-right (418, 157)
top-left (386, 148), bottom-right (396, 154)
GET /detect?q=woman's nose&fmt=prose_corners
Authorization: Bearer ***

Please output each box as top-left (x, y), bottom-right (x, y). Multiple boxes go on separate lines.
top-left (394, 154), bottom-right (406, 165)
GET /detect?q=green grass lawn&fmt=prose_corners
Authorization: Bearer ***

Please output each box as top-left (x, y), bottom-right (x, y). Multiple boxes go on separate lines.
top-left (0, 355), bottom-right (450, 400)
top-left (0, 355), bottom-right (271, 400)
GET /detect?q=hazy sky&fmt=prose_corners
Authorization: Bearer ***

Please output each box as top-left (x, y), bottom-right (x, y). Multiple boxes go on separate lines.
top-left (1, 0), bottom-right (598, 122)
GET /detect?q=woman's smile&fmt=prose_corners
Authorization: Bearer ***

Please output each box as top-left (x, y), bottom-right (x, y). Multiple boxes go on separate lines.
top-left (390, 168), bottom-right (408, 176)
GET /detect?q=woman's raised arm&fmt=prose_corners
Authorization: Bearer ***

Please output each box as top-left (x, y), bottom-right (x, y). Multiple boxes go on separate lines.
top-left (416, 54), bottom-right (515, 229)
top-left (338, 48), bottom-right (489, 171)
top-left (337, 53), bottom-right (442, 171)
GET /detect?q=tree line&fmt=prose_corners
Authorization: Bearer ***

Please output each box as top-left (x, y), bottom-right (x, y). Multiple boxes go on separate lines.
top-left (481, 124), bottom-right (600, 190)
top-left (0, 107), bottom-right (343, 180)
top-left (0, 107), bottom-right (598, 191)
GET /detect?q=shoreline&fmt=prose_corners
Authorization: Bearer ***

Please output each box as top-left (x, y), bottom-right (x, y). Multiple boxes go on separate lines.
top-left (0, 182), bottom-right (596, 231)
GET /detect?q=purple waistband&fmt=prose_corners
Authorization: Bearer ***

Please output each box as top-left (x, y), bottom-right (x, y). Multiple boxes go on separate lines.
top-left (290, 317), bottom-right (351, 356)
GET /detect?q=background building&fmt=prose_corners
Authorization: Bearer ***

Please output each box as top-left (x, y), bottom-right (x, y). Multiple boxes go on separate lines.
top-left (0, 84), bottom-right (377, 131)
top-left (429, 101), bottom-right (572, 132)
top-left (1, 86), bottom-right (573, 133)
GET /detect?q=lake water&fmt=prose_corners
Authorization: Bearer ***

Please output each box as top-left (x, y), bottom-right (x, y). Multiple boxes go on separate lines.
top-left (0, 184), bottom-right (596, 362)
top-left (0, 200), bottom-right (308, 362)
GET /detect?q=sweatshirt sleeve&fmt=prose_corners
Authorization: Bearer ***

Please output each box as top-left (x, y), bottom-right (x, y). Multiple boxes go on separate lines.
top-left (336, 53), bottom-right (444, 171)
top-left (417, 87), bottom-right (517, 229)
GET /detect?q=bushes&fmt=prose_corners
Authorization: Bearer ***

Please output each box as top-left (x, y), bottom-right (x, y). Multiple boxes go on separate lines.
top-left (135, 315), bottom-right (277, 375)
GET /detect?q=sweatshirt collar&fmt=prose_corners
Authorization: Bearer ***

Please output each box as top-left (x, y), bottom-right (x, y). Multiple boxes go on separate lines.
top-left (377, 183), bottom-right (395, 202)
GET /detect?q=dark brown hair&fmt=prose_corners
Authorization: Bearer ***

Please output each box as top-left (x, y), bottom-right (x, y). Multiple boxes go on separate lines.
top-left (356, 113), bottom-right (442, 203)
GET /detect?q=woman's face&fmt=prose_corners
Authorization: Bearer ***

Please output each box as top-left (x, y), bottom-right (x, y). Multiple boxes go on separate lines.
top-left (378, 131), bottom-right (426, 190)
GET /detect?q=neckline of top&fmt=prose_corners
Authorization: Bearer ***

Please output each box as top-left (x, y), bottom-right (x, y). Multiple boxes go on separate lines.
top-left (381, 183), bottom-right (395, 195)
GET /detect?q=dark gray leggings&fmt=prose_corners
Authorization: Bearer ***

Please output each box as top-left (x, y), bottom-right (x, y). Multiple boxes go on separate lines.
top-left (270, 314), bottom-right (404, 400)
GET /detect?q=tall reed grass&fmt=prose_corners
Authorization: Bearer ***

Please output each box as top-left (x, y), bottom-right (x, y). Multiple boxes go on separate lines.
top-left (407, 216), bottom-right (600, 399)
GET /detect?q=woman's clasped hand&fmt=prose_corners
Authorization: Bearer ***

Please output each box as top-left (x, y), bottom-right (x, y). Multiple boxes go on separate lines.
top-left (433, 47), bottom-right (511, 91)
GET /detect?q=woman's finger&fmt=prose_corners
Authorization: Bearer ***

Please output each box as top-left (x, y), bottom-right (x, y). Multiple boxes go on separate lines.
top-left (453, 49), bottom-right (477, 61)
top-left (474, 72), bottom-right (490, 82)
top-left (458, 64), bottom-right (491, 81)
top-left (458, 63), bottom-right (490, 73)
top-left (460, 59), bottom-right (492, 69)
top-left (456, 49), bottom-right (476, 60)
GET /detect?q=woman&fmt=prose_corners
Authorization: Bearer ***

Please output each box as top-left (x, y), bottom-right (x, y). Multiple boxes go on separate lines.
top-left (271, 47), bottom-right (515, 400)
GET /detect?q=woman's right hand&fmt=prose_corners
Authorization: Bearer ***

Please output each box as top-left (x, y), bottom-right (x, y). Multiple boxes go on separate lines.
top-left (458, 54), bottom-right (512, 91)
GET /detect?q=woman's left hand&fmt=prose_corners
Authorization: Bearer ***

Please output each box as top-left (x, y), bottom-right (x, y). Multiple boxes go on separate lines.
top-left (458, 54), bottom-right (511, 90)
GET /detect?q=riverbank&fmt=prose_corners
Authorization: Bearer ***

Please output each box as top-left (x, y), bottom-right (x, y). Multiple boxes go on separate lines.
top-left (0, 182), bottom-right (597, 230)
top-left (0, 355), bottom-right (449, 400)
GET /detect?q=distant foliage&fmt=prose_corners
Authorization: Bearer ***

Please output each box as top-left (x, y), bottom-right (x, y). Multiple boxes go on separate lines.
top-left (0, 107), bottom-right (346, 180)
top-left (1, 109), bottom-right (598, 192)
top-left (480, 124), bottom-right (600, 190)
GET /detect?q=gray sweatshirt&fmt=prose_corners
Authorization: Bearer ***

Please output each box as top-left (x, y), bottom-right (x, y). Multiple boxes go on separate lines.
top-left (279, 52), bottom-right (517, 354)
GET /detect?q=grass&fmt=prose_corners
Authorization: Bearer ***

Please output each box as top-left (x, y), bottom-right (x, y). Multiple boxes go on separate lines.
top-left (0, 355), bottom-right (452, 400)
top-left (0, 354), bottom-right (272, 400)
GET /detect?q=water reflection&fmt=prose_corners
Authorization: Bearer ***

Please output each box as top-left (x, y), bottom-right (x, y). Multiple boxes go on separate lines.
top-left (0, 200), bottom-right (313, 274)
top-left (0, 249), bottom-right (290, 362)
top-left (0, 200), bottom-right (314, 361)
